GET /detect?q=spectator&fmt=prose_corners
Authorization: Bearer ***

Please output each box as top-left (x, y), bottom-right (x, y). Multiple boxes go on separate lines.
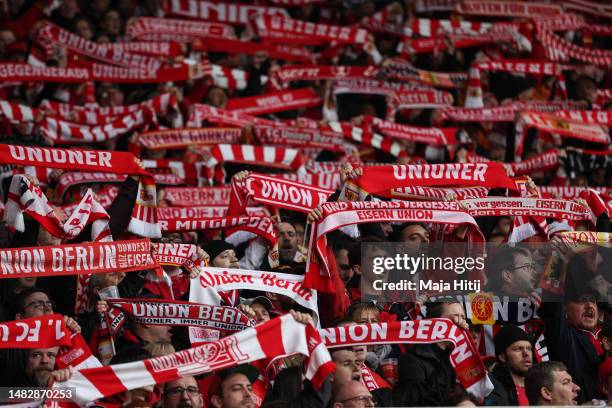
top-left (210, 365), bottom-right (259, 408)
top-left (163, 376), bottom-right (203, 408)
top-left (332, 380), bottom-right (377, 407)
top-left (525, 361), bottom-right (580, 405)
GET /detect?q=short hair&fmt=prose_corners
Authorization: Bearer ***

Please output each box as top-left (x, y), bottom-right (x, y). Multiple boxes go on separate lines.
top-left (486, 245), bottom-right (532, 289)
top-left (425, 297), bottom-right (461, 318)
top-left (347, 235), bottom-right (388, 268)
top-left (525, 361), bottom-right (568, 405)
top-left (13, 287), bottom-right (51, 315)
top-left (345, 302), bottom-right (380, 323)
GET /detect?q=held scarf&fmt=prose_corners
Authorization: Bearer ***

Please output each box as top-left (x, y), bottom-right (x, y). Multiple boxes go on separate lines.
top-left (390, 186), bottom-right (489, 200)
top-left (107, 298), bottom-right (252, 333)
top-left (0, 100), bottom-right (39, 124)
top-left (540, 186), bottom-right (611, 199)
top-left (206, 144), bottom-right (305, 172)
top-left (252, 14), bottom-right (370, 46)
top-left (97, 42), bottom-right (183, 58)
top-left (5, 175), bottom-right (112, 242)
top-left (403, 18), bottom-right (515, 37)
top-left (556, 110), bottom-right (612, 125)
top-left (399, 35), bottom-right (512, 57)
top-left (189, 104), bottom-right (276, 128)
top-left (158, 215), bottom-right (278, 246)
top-left (142, 159), bottom-right (209, 187)
top-left (40, 109), bottom-right (156, 145)
top-left (63, 186), bottom-right (119, 216)
top-left (0, 63), bottom-right (89, 83)
top-left (367, 115), bottom-right (458, 146)
top-left (192, 37), bottom-right (313, 64)
top-left (460, 197), bottom-right (592, 221)
top-left (274, 172), bottom-right (342, 191)
top-left (515, 111), bottom-right (610, 158)
top-left (55, 314), bottom-right (334, 405)
top-left (163, 186), bottom-right (232, 207)
top-left (387, 90), bottom-right (454, 121)
top-left (126, 17), bottom-right (236, 41)
top-left (226, 88), bottom-right (322, 115)
top-left (0, 144), bottom-right (160, 238)
top-left (305, 201), bottom-right (483, 292)
top-left (0, 314), bottom-right (71, 349)
top-left (346, 162), bottom-right (516, 200)
top-left (138, 128), bottom-right (242, 150)
top-left (37, 22), bottom-right (162, 70)
top-left (41, 93), bottom-right (177, 123)
top-left (158, 206), bottom-right (266, 219)
top-left (327, 121), bottom-right (403, 157)
top-left (440, 101), bottom-right (585, 123)
top-left (383, 60), bottom-right (467, 89)
top-left (468, 149), bottom-right (560, 176)
top-left (71, 60), bottom-right (208, 84)
top-left (0, 239), bottom-right (157, 279)
top-left (332, 78), bottom-right (421, 96)
top-left (55, 172), bottom-right (127, 202)
top-left (151, 243), bottom-right (207, 277)
top-left (252, 124), bottom-right (345, 153)
top-left (455, 0), bottom-right (563, 17)
top-left (164, 0), bottom-right (289, 25)
top-left (320, 320), bottom-right (493, 399)
top-left (464, 60), bottom-right (567, 108)
top-left (558, 231), bottom-right (612, 245)
top-left (210, 64), bottom-right (249, 91)
top-left (579, 189), bottom-right (612, 220)
top-left (270, 65), bottom-right (378, 90)
top-left (416, 0), bottom-right (455, 12)
top-left (228, 173), bottom-right (334, 215)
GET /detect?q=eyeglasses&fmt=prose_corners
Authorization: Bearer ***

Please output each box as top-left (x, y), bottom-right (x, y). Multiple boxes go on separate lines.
top-left (25, 300), bottom-right (55, 310)
top-left (166, 387), bottom-right (199, 397)
top-left (514, 263), bottom-right (536, 272)
top-left (339, 394), bottom-right (377, 406)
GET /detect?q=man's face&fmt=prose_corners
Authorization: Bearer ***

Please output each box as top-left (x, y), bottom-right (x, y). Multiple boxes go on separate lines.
top-left (212, 249), bottom-right (239, 269)
top-left (400, 224), bottom-right (429, 254)
top-left (278, 223), bottom-right (298, 263)
top-left (353, 308), bottom-right (379, 325)
top-left (251, 302), bottom-right (270, 323)
top-left (26, 347), bottom-right (58, 387)
top-left (146, 325), bottom-right (173, 344)
top-left (507, 252), bottom-right (537, 294)
top-left (441, 302), bottom-right (466, 322)
top-left (362, 246), bottom-right (390, 284)
top-left (333, 381), bottom-right (375, 408)
top-left (335, 249), bottom-right (353, 281)
top-left (565, 300), bottom-right (598, 332)
top-left (546, 370), bottom-right (580, 405)
top-left (501, 340), bottom-right (533, 377)
top-left (164, 376), bottom-right (202, 408)
top-left (20, 292), bottom-right (54, 318)
top-left (212, 373), bottom-right (254, 408)
top-left (332, 350), bottom-right (362, 387)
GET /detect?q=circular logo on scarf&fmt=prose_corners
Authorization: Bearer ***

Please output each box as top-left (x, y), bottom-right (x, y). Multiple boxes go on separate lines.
top-left (471, 293), bottom-right (493, 322)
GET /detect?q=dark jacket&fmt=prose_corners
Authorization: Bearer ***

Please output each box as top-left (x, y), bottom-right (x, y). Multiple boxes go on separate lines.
top-left (485, 363), bottom-right (519, 406)
top-left (539, 302), bottom-right (602, 403)
top-left (393, 343), bottom-right (456, 406)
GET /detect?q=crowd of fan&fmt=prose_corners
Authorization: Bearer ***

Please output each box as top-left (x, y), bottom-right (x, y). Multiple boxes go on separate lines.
top-left (0, 0), bottom-right (611, 407)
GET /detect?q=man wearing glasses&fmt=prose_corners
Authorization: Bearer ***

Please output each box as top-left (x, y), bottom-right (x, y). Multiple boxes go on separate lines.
top-left (163, 376), bottom-right (203, 408)
top-left (332, 380), bottom-right (377, 407)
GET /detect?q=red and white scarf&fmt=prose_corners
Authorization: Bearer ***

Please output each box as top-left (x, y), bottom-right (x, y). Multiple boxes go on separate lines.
top-left (0, 63), bottom-right (89, 83)
top-left (158, 206), bottom-right (265, 219)
top-left (558, 231), bottom-right (612, 245)
top-left (270, 65), bottom-right (378, 90)
top-left (252, 14), bottom-right (370, 46)
top-left (138, 128), bottom-right (241, 150)
top-left (206, 144), bottom-right (305, 172)
top-left (55, 314), bottom-right (333, 404)
top-left (321, 320), bottom-right (493, 399)
top-left (332, 78), bottom-right (421, 96)
top-left (164, 0), bottom-right (289, 25)
top-left (465, 60), bottom-right (567, 108)
top-left (163, 186), bottom-right (231, 207)
top-left (274, 172), bottom-right (342, 191)
top-left (0, 144), bottom-right (160, 238)
top-left (440, 101), bottom-right (585, 123)
top-left (540, 186), bottom-right (611, 199)
top-left (515, 111), bottom-right (610, 158)
top-left (152, 242), bottom-right (207, 276)
top-left (190, 267), bottom-right (319, 334)
top-left (226, 88), bottom-right (322, 115)
top-left (460, 197), bottom-right (591, 221)
top-left (63, 186), bottom-right (119, 216)
top-left (0, 314), bottom-right (71, 349)
top-left (126, 17), bottom-right (236, 41)
top-left (387, 90), bottom-right (454, 120)
top-left (229, 173), bottom-right (334, 215)
top-left (456, 0), bottom-right (562, 16)
top-left (71, 61), bottom-right (208, 83)
top-left (5, 175), bottom-right (112, 242)
top-left (468, 149), bottom-right (560, 176)
top-left (416, 0), bottom-right (455, 12)
top-left (108, 298), bottom-right (252, 333)
top-left (189, 104), bottom-right (276, 128)
top-left (40, 108), bottom-right (156, 145)
top-left (556, 110), bottom-right (612, 126)
top-left (0, 239), bottom-right (157, 279)
top-left (327, 121), bottom-right (403, 157)
top-left (390, 185), bottom-right (489, 200)
top-left (252, 123), bottom-right (345, 152)
top-left (305, 201), bottom-right (483, 292)
top-left (37, 22), bottom-right (162, 70)
top-left (368, 115), bottom-right (457, 146)
top-left (55, 172), bottom-right (127, 202)
top-left (192, 37), bottom-right (313, 63)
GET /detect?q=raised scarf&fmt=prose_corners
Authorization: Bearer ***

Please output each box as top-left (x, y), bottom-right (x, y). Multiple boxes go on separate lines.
top-left (138, 128), bottom-right (241, 150)
top-left (0, 314), bottom-right (71, 348)
top-left (126, 17), bottom-right (236, 41)
top-left (226, 88), bottom-right (322, 115)
top-left (164, 0), bottom-right (289, 25)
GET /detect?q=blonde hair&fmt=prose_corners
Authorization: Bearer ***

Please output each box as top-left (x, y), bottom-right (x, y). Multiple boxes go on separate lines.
top-left (144, 341), bottom-right (175, 357)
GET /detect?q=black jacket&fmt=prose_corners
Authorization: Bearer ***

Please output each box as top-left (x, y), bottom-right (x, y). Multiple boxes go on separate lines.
top-left (393, 343), bottom-right (456, 406)
top-left (485, 363), bottom-right (519, 406)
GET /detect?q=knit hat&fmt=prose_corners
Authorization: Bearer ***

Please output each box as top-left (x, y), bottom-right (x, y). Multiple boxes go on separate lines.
top-left (201, 240), bottom-right (235, 262)
top-left (494, 324), bottom-right (531, 356)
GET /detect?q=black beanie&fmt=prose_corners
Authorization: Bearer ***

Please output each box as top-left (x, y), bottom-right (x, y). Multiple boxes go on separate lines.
top-left (201, 240), bottom-right (235, 262)
top-left (494, 324), bottom-right (531, 356)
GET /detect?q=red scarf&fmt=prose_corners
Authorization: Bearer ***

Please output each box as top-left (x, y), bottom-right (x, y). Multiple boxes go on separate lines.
top-left (390, 186), bottom-right (489, 200)
top-left (152, 242), bottom-right (208, 276)
top-left (271, 65), bottom-right (378, 89)
top-left (440, 101), bottom-right (585, 122)
top-left (163, 186), bottom-right (231, 206)
top-left (556, 110), bottom-right (612, 125)
top-left (461, 197), bottom-right (591, 221)
top-left (192, 37), bottom-right (312, 63)
top-left (138, 128), bottom-right (241, 150)
top-left (126, 17), bottom-right (236, 41)
top-left (226, 88), bottom-right (322, 115)
top-left (165, 0), bottom-right (289, 25)
top-left (252, 123), bottom-right (345, 152)
top-left (0, 239), bottom-right (157, 279)
top-left (0, 314), bottom-right (71, 348)
top-left (456, 0), bottom-right (562, 16)
top-left (368, 115), bottom-right (457, 146)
